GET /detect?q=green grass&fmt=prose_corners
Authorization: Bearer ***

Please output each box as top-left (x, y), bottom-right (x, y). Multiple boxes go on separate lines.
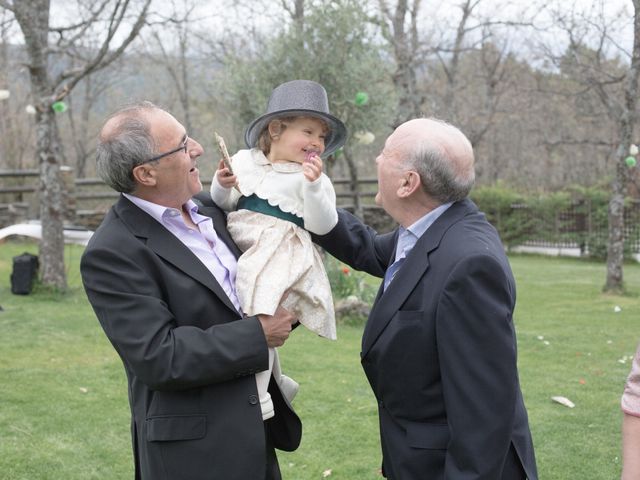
top-left (0, 239), bottom-right (639, 479)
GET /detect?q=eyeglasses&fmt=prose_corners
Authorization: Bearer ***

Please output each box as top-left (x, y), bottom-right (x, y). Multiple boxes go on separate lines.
top-left (142, 135), bottom-right (189, 164)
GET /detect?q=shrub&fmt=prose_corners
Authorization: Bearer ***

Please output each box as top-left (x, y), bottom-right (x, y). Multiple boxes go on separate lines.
top-left (324, 254), bottom-right (378, 325)
top-left (471, 184), bottom-right (534, 248)
top-left (472, 184), bottom-right (639, 260)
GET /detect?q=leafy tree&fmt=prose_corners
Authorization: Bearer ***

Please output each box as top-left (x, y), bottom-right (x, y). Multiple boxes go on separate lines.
top-left (218, 0), bottom-right (396, 217)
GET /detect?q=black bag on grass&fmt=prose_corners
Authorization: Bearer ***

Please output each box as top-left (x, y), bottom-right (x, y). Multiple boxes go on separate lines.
top-left (11, 252), bottom-right (39, 295)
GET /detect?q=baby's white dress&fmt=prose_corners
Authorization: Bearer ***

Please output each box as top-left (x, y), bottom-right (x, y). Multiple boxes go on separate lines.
top-left (211, 148), bottom-right (338, 418)
top-left (211, 147), bottom-right (337, 338)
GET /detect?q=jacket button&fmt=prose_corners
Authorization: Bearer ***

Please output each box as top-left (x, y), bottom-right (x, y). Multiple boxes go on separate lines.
top-left (248, 395), bottom-right (258, 405)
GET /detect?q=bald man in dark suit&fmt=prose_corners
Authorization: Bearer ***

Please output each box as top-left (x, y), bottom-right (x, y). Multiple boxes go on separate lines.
top-left (313, 118), bottom-right (538, 480)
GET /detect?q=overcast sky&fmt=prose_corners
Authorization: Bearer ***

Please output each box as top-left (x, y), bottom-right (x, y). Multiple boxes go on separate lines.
top-left (7, 0), bottom-right (636, 62)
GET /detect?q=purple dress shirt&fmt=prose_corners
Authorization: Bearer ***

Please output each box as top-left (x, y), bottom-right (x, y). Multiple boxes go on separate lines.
top-left (123, 193), bottom-right (242, 313)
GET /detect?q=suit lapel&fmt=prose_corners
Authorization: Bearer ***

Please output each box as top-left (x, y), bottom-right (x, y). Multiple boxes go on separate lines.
top-left (361, 200), bottom-right (477, 357)
top-left (115, 196), bottom-right (239, 314)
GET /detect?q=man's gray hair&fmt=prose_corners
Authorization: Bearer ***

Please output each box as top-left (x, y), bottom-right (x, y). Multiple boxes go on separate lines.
top-left (405, 119), bottom-right (475, 203)
top-left (96, 101), bottom-right (159, 193)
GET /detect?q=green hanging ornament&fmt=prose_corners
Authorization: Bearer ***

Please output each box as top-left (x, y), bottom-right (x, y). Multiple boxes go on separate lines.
top-left (625, 156), bottom-right (637, 167)
top-left (354, 91), bottom-right (369, 106)
top-left (52, 101), bottom-right (67, 113)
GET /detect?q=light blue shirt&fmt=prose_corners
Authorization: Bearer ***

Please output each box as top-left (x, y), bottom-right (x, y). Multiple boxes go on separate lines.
top-left (393, 202), bottom-right (453, 263)
top-left (123, 193), bottom-right (241, 313)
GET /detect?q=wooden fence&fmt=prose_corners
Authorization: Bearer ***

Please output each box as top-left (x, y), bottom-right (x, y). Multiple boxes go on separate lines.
top-left (1, 168), bottom-right (639, 255)
top-left (0, 168), bottom-right (389, 231)
top-left (491, 200), bottom-right (640, 255)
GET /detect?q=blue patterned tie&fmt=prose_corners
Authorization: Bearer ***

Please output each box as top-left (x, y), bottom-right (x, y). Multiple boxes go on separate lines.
top-left (383, 256), bottom-right (407, 291)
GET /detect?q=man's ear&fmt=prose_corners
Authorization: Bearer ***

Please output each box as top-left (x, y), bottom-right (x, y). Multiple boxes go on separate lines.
top-left (131, 164), bottom-right (158, 187)
top-left (398, 171), bottom-right (421, 198)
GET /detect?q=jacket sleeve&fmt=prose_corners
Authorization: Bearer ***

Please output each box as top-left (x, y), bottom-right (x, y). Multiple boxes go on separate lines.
top-left (80, 236), bottom-right (269, 392)
top-left (312, 208), bottom-right (393, 278)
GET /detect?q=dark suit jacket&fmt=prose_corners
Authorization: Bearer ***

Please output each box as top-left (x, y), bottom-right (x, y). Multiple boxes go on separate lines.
top-left (314, 199), bottom-right (537, 480)
top-left (80, 194), bottom-right (301, 480)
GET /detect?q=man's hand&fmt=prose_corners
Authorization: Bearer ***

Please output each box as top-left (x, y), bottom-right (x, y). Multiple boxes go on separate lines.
top-left (258, 305), bottom-right (297, 347)
top-left (216, 159), bottom-right (237, 188)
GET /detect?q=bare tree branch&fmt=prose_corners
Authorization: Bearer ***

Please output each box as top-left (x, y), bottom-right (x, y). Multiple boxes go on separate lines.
top-left (52, 0), bottom-right (152, 98)
top-left (49, 0), bottom-right (111, 48)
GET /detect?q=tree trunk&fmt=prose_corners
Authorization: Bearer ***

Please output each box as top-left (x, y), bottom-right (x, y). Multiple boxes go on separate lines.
top-left (342, 144), bottom-right (362, 219)
top-left (604, 0), bottom-right (640, 293)
top-left (13, 0), bottom-right (67, 289)
top-left (36, 108), bottom-right (67, 289)
top-left (381, 0), bottom-right (422, 127)
top-left (605, 165), bottom-right (625, 292)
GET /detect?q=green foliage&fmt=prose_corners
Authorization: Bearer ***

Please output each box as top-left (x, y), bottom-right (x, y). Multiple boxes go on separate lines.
top-left (218, 0), bottom-right (396, 154)
top-left (324, 254), bottom-right (377, 304)
top-left (470, 183), bottom-right (533, 247)
top-left (324, 254), bottom-right (378, 326)
top-left (472, 184), bottom-right (640, 260)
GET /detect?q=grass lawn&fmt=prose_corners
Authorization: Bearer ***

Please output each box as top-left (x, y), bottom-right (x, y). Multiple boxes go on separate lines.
top-left (0, 239), bottom-right (638, 479)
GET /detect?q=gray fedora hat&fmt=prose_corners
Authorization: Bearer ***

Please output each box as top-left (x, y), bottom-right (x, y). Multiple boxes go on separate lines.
top-left (244, 79), bottom-right (347, 157)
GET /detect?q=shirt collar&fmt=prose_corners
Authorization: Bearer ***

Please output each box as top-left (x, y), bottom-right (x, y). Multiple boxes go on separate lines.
top-left (123, 193), bottom-right (201, 224)
top-left (406, 202), bottom-right (453, 239)
top-left (395, 202), bottom-right (453, 260)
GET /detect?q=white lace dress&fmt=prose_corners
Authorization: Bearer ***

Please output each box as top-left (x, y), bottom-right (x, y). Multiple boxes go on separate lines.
top-left (210, 148), bottom-right (338, 340)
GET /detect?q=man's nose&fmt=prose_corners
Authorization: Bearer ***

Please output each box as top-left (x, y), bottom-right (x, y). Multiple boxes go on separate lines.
top-left (188, 139), bottom-right (204, 157)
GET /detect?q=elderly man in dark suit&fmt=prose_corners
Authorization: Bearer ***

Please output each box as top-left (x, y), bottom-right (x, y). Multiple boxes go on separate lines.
top-left (313, 118), bottom-right (538, 479)
top-left (80, 101), bottom-right (301, 480)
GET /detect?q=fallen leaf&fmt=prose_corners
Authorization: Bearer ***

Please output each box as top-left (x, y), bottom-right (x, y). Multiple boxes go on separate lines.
top-left (322, 469), bottom-right (332, 477)
top-left (79, 387), bottom-right (88, 394)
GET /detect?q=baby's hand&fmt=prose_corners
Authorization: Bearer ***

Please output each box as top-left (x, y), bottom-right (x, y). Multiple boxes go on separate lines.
top-left (216, 159), bottom-right (237, 188)
top-left (303, 153), bottom-right (323, 182)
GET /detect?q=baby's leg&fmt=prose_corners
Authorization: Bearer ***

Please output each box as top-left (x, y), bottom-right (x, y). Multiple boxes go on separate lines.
top-left (272, 348), bottom-right (299, 402)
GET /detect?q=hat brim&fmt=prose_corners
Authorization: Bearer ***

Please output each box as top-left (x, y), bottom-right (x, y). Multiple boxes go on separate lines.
top-left (244, 109), bottom-right (347, 157)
